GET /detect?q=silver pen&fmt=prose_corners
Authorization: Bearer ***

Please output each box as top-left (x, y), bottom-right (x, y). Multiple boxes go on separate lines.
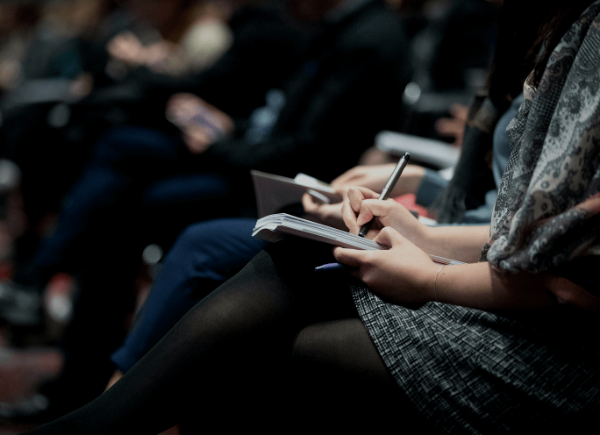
top-left (358, 152), bottom-right (411, 238)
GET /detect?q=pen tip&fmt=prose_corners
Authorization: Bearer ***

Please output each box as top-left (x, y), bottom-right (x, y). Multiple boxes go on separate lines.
top-left (404, 152), bottom-right (411, 162)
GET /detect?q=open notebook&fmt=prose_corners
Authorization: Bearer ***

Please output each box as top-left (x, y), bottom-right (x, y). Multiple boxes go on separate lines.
top-left (251, 170), bottom-right (342, 217)
top-left (253, 213), bottom-right (464, 266)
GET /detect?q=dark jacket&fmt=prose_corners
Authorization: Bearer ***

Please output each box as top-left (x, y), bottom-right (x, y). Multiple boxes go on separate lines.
top-left (205, 0), bottom-right (412, 182)
top-left (125, 3), bottom-right (305, 120)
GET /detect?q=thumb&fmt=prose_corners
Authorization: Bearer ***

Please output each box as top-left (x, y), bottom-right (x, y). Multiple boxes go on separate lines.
top-left (357, 199), bottom-right (397, 227)
top-left (373, 227), bottom-right (405, 248)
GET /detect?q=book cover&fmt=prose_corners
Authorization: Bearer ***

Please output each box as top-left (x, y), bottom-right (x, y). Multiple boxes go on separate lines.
top-left (251, 171), bottom-right (342, 218)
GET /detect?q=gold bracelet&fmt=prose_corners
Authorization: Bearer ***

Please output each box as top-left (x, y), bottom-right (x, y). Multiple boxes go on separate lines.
top-left (433, 265), bottom-right (446, 302)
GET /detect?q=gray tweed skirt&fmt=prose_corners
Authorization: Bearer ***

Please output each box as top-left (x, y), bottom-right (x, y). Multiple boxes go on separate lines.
top-left (350, 283), bottom-right (600, 434)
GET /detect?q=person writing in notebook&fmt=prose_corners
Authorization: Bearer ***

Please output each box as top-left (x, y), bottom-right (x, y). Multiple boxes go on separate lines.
top-left (25, 1), bottom-right (600, 433)
top-left (0, 0), bottom-right (412, 423)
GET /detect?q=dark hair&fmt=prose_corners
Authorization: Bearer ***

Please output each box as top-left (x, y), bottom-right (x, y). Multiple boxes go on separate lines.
top-left (487, 0), bottom-right (596, 108)
top-left (433, 0), bottom-right (597, 224)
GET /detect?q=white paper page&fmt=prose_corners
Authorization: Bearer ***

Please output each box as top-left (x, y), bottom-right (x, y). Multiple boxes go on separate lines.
top-left (253, 214), bottom-right (464, 265)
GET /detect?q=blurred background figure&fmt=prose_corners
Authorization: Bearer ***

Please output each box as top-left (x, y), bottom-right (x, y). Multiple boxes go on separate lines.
top-left (396, 0), bottom-right (501, 143)
top-left (0, 0), bottom-right (506, 432)
top-left (106, 1), bottom-right (233, 77)
top-left (1, 0), bottom-right (410, 427)
top-left (0, 0), bottom-right (241, 290)
top-left (0, 2), bottom-right (43, 94)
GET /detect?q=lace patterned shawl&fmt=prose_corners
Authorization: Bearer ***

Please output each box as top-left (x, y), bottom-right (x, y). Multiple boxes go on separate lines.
top-left (483, 1), bottom-right (600, 275)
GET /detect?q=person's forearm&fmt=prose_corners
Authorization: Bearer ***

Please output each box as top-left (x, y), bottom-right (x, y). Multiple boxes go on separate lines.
top-left (432, 262), bottom-right (557, 311)
top-left (413, 225), bottom-right (490, 263)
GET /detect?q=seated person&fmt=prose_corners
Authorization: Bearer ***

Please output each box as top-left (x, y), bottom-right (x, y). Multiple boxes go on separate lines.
top-left (22, 2), bottom-right (600, 433)
top-left (105, 1), bottom-right (233, 77)
top-left (0, 0), bottom-right (412, 421)
top-left (0, 0), bottom-right (305, 291)
top-left (107, 93), bottom-right (522, 385)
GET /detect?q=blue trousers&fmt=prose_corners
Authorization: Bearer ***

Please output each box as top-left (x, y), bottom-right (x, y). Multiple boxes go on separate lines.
top-left (111, 218), bottom-right (267, 372)
top-left (30, 127), bottom-right (236, 406)
top-left (34, 126), bottom-right (234, 274)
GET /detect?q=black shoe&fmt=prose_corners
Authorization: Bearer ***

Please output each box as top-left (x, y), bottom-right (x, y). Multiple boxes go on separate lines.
top-left (0, 281), bottom-right (42, 326)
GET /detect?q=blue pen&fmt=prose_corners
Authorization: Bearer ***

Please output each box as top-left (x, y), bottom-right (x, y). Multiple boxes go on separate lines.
top-left (315, 262), bottom-right (348, 271)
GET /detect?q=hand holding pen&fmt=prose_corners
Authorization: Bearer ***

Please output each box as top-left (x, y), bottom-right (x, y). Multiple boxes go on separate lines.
top-left (340, 152), bottom-right (417, 239)
top-left (319, 153), bottom-right (413, 272)
top-left (358, 152), bottom-right (410, 237)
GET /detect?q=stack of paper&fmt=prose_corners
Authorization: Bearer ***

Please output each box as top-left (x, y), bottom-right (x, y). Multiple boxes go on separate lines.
top-left (253, 213), bottom-right (464, 265)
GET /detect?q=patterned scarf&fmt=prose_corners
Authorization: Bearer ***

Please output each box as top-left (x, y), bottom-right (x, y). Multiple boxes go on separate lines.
top-left (484, 1), bottom-right (600, 282)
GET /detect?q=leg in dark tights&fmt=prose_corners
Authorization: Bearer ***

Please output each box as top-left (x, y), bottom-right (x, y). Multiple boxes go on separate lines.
top-left (289, 319), bottom-right (426, 433)
top-left (27, 240), bottom-right (419, 434)
top-left (111, 218), bottom-right (267, 373)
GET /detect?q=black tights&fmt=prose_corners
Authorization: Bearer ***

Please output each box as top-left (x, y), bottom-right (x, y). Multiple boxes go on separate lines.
top-left (28, 240), bottom-right (423, 434)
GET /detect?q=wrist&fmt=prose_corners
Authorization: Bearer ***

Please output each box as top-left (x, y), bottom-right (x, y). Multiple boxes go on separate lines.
top-left (431, 265), bottom-right (446, 303)
top-left (414, 262), bottom-right (443, 303)
top-left (410, 221), bottom-right (434, 252)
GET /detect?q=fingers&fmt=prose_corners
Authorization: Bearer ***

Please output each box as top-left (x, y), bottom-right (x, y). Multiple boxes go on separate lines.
top-left (166, 94), bottom-right (198, 125)
top-left (167, 95), bottom-right (232, 137)
top-left (303, 192), bottom-right (345, 228)
top-left (355, 198), bottom-right (399, 228)
top-left (168, 93), bottom-right (202, 111)
top-left (332, 184), bottom-right (349, 198)
top-left (183, 126), bottom-right (212, 154)
top-left (331, 164), bottom-right (396, 191)
top-left (435, 117), bottom-right (462, 137)
top-left (342, 194), bottom-right (360, 233)
top-left (356, 207), bottom-right (374, 228)
top-left (301, 192), bottom-right (319, 211)
top-left (108, 32), bottom-right (144, 64)
top-left (335, 165), bottom-right (376, 187)
top-left (434, 104), bottom-right (468, 146)
top-left (450, 103), bottom-right (468, 121)
top-left (341, 202), bottom-right (355, 233)
top-left (347, 186), bottom-right (379, 212)
top-left (342, 187), bottom-right (382, 233)
top-left (373, 226), bottom-right (405, 248)
top-left (333, 247), bottom-right (366, 268)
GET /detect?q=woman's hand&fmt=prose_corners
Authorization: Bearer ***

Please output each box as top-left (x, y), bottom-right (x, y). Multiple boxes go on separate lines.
top-left (342, 186), bottom-right (430, 246)
top-left (301, 192), bottom-right (346, 229)
top-left (331, 164), bottom-right (425, 198)
top-left (334, 227), bottom-right (438, 304)
top-left (166, 93), bottom-right (233, 154)
top-left (434, 103), bottom-right (468, 147)
top-left (108, 32), bottom-right (174, 69)
top-left (331, 164), bottom-right (395, 191)
top-left (107, 31), bottom-right (145, 66)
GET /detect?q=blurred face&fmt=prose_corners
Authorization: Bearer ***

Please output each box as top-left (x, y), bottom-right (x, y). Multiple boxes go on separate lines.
top-left (287, 0), bottom-right (340, 22)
